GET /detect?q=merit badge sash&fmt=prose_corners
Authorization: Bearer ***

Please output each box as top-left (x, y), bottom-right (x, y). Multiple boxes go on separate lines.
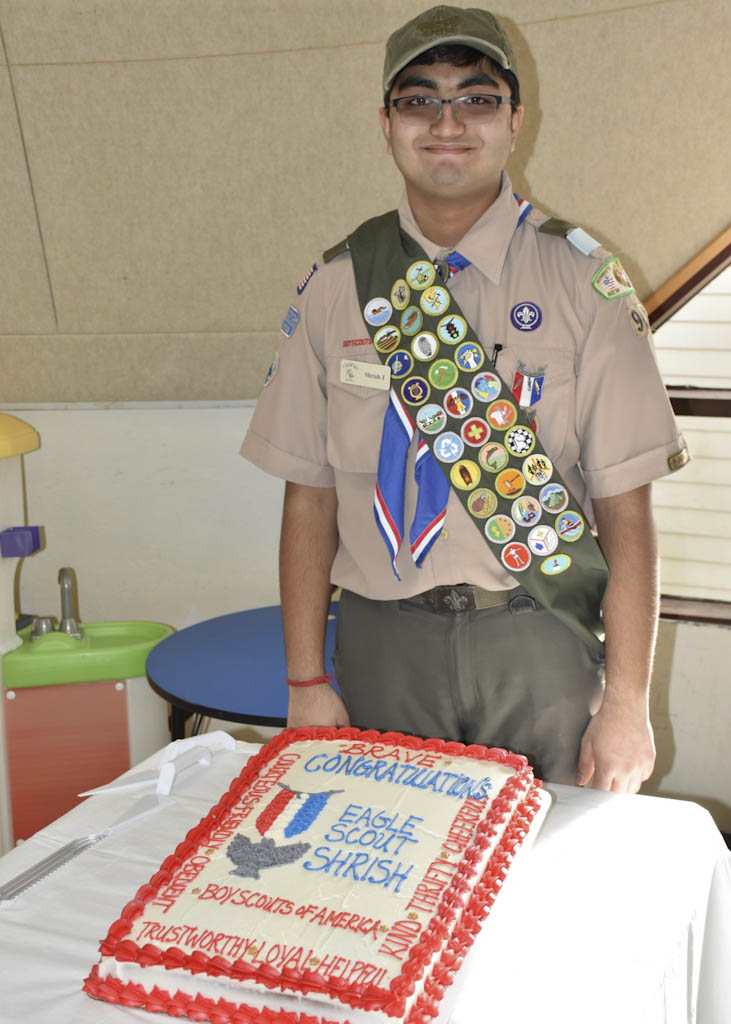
top-left (345, 211), bottom-right (609, 657)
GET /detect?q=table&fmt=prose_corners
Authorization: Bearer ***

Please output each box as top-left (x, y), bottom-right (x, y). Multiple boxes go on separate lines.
top-left (1, 735), bottom-right (729, 1024)
top-left (146, 605), bottom-right (338, 738)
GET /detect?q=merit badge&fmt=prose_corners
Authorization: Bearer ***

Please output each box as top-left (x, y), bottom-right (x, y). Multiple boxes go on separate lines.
top-left (512, 364), bottom-right (545, 407)
top-left (486, 399), bottom-right (518, 431)
top-left (501, 542), bottom-right (531, 573)
top-left (434, 432), bottom-right (464, 463)
top-left (523, 453), bottom-right (553, 486)
top-left (468, 488), bottom-right (497, 518)
top-left (505, 425), bottom-right (535, 457)
top-left (263, 352), bottom-right (279, 387)
top-left (510, 301), bottom-right (543, 331)
top-left (479, 441), bottom-right (509, 473)
top-left (428, 358), bottom-right (459, 389)
top-left (461, 417), bottom-right (490, 447)
top-left (420, 286), bottom-right (450, 316)
top-left (391, 279), bottom-right (410, 310)
top-left (373, 325), bottom-right (401, 353)
top-left (401, 376), bottom-right (430, 405)
top-left (528, 525), bottom-right (559, 556)
top-left (485, 514), bottom-right (515, 544)
top-left (280, 305), bottom-right (300, 338)
top-left (416, 403), bottom-right (447, 435)
top-left (437, 315), bottom-right (467, 345)
top-left (401, 306), bottom-right (423, 335)
top-left (627, 302), bottom-right (650, 336)
top-left (407, 260), bottom-right (436, 290)
top-left (472, 371), bottom-right (501, 403)
top-left (555, 510), bottom-right (585, 542)
top-left (496, 468), bottom-right (526, 498)
top-left (387, 350), bottom-right (413, 378)
top-left (455, 341), bottom-right (485, 371)
top-left (450, 459), bottom-right (480, 490)
top-left (412, 332), bottom-right (439, 361)
top-left (541, 553), bottom-right (571, 576)
top-left (511, 495), bottom-right (541, 527)
top-left (296, 263), bottom-right (318, 295)
top-left (539, 482), bottom-right (568, 513)
top-left (364, 297), bottom-right (393, 326)
top-left (591, 257), bottom-right (635, 300)
top-left (444, 387), bottom-right (473, 419)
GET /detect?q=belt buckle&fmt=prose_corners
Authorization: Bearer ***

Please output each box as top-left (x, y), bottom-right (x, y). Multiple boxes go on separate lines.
top-left (434, 585), bottom-right (476, 613)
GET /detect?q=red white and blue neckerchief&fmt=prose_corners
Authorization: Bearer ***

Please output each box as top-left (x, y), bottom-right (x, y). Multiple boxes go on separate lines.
top-left (373, 196), bottom-right (533, 578)
top-left (374, 390), bottom-right (450, 578)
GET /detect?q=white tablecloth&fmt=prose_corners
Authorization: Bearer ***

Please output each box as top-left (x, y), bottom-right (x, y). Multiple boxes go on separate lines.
top-left (1, 738), bottom-right (729, 1024)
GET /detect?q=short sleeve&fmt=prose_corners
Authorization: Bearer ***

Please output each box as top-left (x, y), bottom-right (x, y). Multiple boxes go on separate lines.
top-left (574, 255), bottom-right (687, 499)
top-left (240, 270), bottom-right (335, 488)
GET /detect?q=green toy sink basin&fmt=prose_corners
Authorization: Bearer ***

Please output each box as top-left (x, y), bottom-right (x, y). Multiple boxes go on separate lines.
top-left (2, 620), bottom-right (174, 688)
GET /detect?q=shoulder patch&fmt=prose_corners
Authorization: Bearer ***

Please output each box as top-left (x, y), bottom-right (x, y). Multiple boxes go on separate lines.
top-left (322, 238), bottom-right (349, 263)
top-left (280, 304), bottom-right (300, 337)
top-left (263, 352), bottom-right (279, 387)
top-left (627, 301), bottom-right (650, 336)
top-left (591, 257), bottom-right (635, 300)
top-left (296, 262), bottom-right (318, 294)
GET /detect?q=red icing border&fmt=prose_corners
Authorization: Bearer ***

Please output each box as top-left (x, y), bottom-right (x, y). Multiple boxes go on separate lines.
top-left (84, 727), bottom-right (540, 1024)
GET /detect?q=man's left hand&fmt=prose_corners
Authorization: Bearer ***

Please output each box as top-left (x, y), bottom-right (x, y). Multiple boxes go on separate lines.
top-left (576, 696), bottom-right (656, 792)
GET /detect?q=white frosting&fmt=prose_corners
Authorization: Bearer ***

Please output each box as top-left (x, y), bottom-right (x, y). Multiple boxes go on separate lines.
top-left (101, 736), bottom-right (531, 1020)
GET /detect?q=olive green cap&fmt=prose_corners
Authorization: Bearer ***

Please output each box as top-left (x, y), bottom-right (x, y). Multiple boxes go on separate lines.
top-left (383, 5), bottom-right (517, 93)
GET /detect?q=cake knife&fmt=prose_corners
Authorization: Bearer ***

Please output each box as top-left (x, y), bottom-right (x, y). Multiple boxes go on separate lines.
top-left (0, 744), bottom-right (220, 902)
top-left (0, 833), bottom-right (110, 901)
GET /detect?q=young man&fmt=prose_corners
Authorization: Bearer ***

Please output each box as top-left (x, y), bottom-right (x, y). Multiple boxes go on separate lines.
top-left (241, 6), bottom-right (687, 790)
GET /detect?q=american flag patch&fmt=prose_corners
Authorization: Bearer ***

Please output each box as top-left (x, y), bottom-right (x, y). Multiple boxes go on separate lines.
top-left (296, 263), bottom-right (318, 295)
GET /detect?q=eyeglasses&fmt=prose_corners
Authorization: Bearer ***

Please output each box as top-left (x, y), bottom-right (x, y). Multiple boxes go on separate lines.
top-left (388, 94), bottom-right (514, 125)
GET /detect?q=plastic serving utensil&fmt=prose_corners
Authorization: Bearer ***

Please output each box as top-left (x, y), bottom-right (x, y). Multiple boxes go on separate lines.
top-left (78, 745), bottom-right (212, 798)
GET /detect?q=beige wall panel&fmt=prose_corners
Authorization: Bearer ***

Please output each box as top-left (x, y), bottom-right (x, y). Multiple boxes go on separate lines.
top-left (11, 47), bottom-right (399, 337)
top-left (0, 67), bottom-right (55, 333)
top-left (0, 332), bottom-right (276, 402)
top-left (2, 0), bottom-right (729, 400)
top-left (1, 0), bottom-right (632, 65)
top-left (512, 0), bottom-right (731, 297)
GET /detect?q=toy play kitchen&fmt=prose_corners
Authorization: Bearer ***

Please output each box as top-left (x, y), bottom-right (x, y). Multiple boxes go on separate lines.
top-left (0, 414), bottom-right (172, 852)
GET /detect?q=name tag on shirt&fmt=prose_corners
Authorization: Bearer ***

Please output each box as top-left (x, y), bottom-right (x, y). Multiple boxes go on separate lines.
top-left (340, 359), bottom-right (391, 390)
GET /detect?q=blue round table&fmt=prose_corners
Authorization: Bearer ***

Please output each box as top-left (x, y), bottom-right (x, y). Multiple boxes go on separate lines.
top-left (146, 604), bottom-right (338, 739)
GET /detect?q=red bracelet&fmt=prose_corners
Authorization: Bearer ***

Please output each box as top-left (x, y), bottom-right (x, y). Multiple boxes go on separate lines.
top-left (286, 674), bottom-right (333, 688)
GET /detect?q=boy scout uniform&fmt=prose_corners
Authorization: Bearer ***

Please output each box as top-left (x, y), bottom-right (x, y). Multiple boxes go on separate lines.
top-left (241, 175), bottom-right (686, 780)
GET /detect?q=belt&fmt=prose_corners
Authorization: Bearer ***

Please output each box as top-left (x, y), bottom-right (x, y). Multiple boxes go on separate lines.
top-left (406, 584), bottom-right (536, 614)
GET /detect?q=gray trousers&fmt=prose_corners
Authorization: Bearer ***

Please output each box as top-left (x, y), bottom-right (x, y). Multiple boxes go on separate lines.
top-left (333, 588), bottom-right (605, 784)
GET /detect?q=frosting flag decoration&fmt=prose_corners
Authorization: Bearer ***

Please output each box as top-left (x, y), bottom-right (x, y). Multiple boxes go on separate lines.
top-left (345, 210), bottom-right (609, 656)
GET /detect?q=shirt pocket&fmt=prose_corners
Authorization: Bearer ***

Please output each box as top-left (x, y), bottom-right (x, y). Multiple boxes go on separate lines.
top-left (325, 355), bottom-right (388, 473)
top-left (499, 344), bottom-right (575, 463)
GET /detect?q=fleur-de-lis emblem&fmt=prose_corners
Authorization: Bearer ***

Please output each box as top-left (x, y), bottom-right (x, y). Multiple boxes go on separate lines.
top-left (516, 304), bottom-right (536, 326)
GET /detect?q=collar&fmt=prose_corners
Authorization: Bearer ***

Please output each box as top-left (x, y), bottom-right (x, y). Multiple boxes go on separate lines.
top-left (396, 173), bottom-right (520, 286)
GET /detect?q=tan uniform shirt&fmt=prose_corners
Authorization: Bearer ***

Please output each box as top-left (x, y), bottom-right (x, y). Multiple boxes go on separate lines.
top-left (241, 177), bottom-right (684, 599)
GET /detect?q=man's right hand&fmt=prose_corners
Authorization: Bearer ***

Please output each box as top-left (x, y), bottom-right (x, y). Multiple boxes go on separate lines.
top-left (287, 683), bottom-right (350, 728)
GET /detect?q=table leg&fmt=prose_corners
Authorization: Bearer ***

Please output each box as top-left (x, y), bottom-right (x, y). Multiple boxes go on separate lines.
top-left (169, 704), bottom-right (187, 741)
